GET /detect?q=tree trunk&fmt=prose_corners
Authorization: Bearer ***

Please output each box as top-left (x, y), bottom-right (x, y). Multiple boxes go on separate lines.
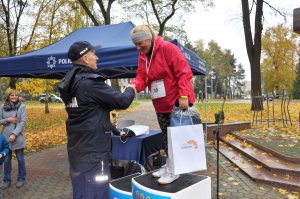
top-left (45, 80), bottom-right (49, 114)
top-left (110, 79), bottom-right (120, 91)
top-left (9, 78), bottom-right (17, 89)
top-left (45, 93), bottom-right (50, 114)
top-left (241, 0), bottom-right (263, 110)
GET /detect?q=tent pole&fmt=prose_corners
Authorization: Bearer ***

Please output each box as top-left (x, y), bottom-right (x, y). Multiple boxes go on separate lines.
top-left (205, 76), bottom-right (208, 143)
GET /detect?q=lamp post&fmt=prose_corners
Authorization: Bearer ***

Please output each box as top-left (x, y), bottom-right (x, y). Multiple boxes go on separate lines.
top-left (210, 52), bottom-right (216, 99)
top-left (209, 70), bottom-right (215, 99)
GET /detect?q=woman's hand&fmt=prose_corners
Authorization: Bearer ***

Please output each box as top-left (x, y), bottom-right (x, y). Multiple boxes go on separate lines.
top-left (179, 97), bottom-right (189, 110)
top-left (6, 117), bottom-right (17, 123)
top-left (9, 134), bottom-right (16, 142)
top-left (127, 84), bottom-right (137, 94)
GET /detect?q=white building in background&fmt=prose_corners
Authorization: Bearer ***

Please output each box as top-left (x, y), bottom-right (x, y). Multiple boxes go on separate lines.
top-left (119, 78), bottom-right (131, 92)
top-left (118, 78), bottom-right (151, 99)
top-left (243, 80), bottom-right (251, 95)
top-left (106, 78), bottom-right (131, 92)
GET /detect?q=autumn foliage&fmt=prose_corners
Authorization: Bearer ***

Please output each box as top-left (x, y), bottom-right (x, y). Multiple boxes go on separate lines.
top-left (197, 101), bottom-right (300, 128)
top-left (23, 102), bottom-right (139, 153)
top-left (24, 103), bottom-right (67, 153)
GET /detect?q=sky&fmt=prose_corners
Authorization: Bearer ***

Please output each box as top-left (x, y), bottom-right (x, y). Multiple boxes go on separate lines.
top-left (183, 0), bottom-right (300, 81)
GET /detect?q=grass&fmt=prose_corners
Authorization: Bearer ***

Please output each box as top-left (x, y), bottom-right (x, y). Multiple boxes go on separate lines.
top-left (196, 101), bottom-right (300, 125)
top-left (233, 128), bottom-right (300, 159)
top-left (196, 100), bottom-right (300, 159)
top-left (254, 139), bottom-right (300, 158)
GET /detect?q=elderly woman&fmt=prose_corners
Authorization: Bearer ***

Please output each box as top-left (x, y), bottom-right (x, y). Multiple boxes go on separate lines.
top-left (130, 24), bottom-right (195, 184)
top-left (0, 89), bottom-right (27, 189)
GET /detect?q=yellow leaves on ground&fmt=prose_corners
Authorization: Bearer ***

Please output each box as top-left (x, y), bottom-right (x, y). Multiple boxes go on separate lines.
top-left (197, 102), bottom-right (300, 132)
top-left (253, 164), bottom-right (263, 169)
top-left (197, 103), bottom-right (251, 123)
top-left (227, 177), bottom-right (235, 181)
top-left (284, 174), bottom-right (293, 180)
top-left (232, 182), bottom-right (239, 186)
top-left (227, 177), bottom-right (239, 186)
top-left (273, 187), bottom-right (299, 199)
top-left (240, 139), bottom-right (252, 148)
top-left (26, 125), bottom-right (67, 152)
top-left (233, 167), bottom-right (240, 171)
top-left (287, 194), bottom-right (299, 199)
top-left (23, 102), bottom-right (140, 153)
top-left (278, 188), bottom-right (288, 195)
top-left (223, 134), bottom-right (235, 142)
top-left (25, 104), bottom-right (67, 152)
top-left (279, 143), bottom-right (296, 148)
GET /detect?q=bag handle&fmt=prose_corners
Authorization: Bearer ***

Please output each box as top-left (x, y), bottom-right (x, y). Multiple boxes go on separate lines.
top-left (119, 128), bottom-right (130, 143)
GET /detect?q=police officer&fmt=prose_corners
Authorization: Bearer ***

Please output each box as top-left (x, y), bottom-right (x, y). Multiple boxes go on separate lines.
top-left (57, 41), bottom-right (136, 199)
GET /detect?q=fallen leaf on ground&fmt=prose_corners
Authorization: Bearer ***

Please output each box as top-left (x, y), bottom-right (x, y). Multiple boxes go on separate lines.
top-left (233, 167), bottom-right (240, 171)
top-left (285, 174), bottom-right (292, 180)
top-left (278, 188), bottom-right (287, 195)
top-left (287, 194), bottom-right (299, 199)
top-left (253, 164), bottom-right (263, 169)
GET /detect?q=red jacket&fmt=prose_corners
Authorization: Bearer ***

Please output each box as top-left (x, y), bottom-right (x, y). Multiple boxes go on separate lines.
top-left (131, 37), bottom-right (195, 113)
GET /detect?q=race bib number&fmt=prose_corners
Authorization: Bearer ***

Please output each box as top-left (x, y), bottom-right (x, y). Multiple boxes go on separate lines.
top-left (151, 80), bottom-right (166, 99)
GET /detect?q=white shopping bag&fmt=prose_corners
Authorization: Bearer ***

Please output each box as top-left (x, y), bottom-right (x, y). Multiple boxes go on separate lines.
top-left (167, 124), bottom-right (207, 175)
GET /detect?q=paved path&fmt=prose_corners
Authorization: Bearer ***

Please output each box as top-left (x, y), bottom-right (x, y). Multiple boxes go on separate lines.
top-left (2, 101), bottom-right (297, 199)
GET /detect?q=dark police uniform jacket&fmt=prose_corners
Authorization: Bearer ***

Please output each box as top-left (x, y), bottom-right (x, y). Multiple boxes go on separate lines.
top-left (57, 65), bottom-right (135, 164)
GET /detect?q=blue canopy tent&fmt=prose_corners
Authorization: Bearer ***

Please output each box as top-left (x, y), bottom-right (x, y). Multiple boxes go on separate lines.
top-left (0, 22), bottom-right (206, 79)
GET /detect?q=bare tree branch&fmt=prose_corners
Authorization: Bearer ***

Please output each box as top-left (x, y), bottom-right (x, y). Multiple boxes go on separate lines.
top-left (95, 0), bottom-right (116, 24)
top-left (23, 0), bottom-right (51, 50)
top-left (1, 0), bottom-right (13, 56)
top-left (13, 0), bottom-right (28, 55)
top-left (77, 0), bottom-right (99, 26)
top-left (149, 0), bottom-right (178, 36)
top-left (263, 0), bottom-right (287, 22)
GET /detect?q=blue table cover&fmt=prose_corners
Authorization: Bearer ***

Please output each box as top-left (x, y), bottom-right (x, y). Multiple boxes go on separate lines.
top-left (112, 130), bottom-right (164, 165)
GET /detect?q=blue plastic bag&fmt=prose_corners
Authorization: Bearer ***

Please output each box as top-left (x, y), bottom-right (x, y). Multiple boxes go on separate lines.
top-left (170, 107), bottom-right (201, 127)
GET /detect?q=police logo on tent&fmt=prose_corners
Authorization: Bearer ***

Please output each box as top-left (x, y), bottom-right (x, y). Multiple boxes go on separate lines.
top-left (47, 56), bottom-right (57, 69)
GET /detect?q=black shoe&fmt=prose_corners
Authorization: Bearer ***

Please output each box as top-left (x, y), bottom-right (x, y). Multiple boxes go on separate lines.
top-left (1, 181), bottom-right (11, 189)
top-left (16, 181), bottom-right (25, 188)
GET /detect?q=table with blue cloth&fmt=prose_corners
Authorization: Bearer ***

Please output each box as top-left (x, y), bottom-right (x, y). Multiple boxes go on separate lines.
top-left (111, 130), bottom-right (163, 165)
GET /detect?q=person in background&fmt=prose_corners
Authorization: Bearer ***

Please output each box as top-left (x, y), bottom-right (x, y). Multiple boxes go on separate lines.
top-left (0, 89), bottom-right (27, 189)
top-left (130, 24), bottom-right (195, 184)
top-left (0, 133), bottom-right (9, 194)
top-left (57, 41), bottom-right (136, 199)
top-left (198, 90), bottom-right (204, 103)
